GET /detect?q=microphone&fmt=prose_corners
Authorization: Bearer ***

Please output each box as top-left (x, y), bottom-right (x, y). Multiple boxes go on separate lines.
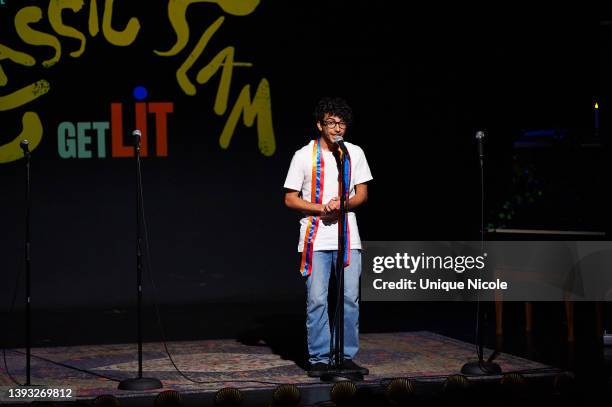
top-left (20, 139), bottom-right (30, 154)
top-left (333, 135), bottom-right (349, 155)
top-left (475, 131), bottom-right (485, 162)
top-left (132, 129), bottom-right (142, 146)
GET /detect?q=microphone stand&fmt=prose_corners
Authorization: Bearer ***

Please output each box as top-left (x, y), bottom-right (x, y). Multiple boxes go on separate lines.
top-left (22, 141), bottom-right (32, 386)
top-left (322, 145), bottom-right (363, 382)
top-left (461, 131), bottom-right (502, 376)
top-left (118, 132), bottom-right (163, 391)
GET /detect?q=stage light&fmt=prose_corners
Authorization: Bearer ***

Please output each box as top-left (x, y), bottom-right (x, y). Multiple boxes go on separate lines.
top-left (154, 390), bottom-right (183, 407)
top-left (499, 372), bottom-right (528, 398)
top-left (330, 381), bottom-right (357, 406)
top-left (553, 371), bottom-right (576, 396)
top-left (271, 384), bottom-right (301, 407)
top-left (214, 387), bottom-right (243, 407)
top-left (93, 394), bottom-right (121, 407)
top-left (384, 378), bottom-right (414, 405)
top-left (444, 374), bottom-right (470, 392)
top-left (500, 372), bottom-right (526, 386)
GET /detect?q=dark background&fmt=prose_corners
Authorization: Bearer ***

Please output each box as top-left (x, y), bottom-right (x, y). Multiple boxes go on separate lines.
top-left (0, 2), bottom-right (608, 347)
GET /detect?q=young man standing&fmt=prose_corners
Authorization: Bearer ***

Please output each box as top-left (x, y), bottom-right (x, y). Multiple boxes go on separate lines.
top-left (284, 97), bottom-right (373, 377)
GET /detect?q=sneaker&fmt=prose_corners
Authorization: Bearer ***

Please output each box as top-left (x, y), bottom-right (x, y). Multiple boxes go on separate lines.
top-left (307, 362), bottom-right (329, 377)
top-left (341, 359), bottom-right (369, 375)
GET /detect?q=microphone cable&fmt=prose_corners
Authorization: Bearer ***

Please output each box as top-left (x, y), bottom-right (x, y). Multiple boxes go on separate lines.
top-left (2, 262), bottom-right (25, 386)
top-left (137, 159), bottom-right (288, 386)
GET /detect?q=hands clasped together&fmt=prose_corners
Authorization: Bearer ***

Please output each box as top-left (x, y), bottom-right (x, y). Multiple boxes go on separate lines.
top-left (321, 196), bottom-right (341, 224)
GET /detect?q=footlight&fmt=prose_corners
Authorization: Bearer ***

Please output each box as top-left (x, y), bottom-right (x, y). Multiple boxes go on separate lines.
top-left (330, 381), bottom-right (357, 406)
top-left (499, 373), bottom-right (528, 399)
top-left (93, 394), bottom-right (121, 407)
top-left (385, 378), bottom-right (414, 405)
top-left (553, 372), bottom-right (576, 396)
top-left (271, 384), bottom-right (301, 407)
top-left (214, 387), bottom-right (243, 407)
top-left (154, 390), bottom-right (183, 407)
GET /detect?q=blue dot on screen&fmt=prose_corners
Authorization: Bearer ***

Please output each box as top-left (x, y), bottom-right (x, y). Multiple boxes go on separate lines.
top-left (133, 86), bottom-right (148, 101)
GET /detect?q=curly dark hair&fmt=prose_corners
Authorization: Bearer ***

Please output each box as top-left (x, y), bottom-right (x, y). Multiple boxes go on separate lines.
top-left (314, 97), bottom-right (353, 126)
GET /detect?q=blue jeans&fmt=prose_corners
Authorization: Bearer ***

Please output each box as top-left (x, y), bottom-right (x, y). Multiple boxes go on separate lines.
top-left (305, 249), bottom-right (361, 364)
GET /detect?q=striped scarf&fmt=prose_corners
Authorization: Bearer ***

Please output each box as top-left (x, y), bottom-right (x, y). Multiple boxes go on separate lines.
top-left (299, 138), bottom-right (351, 276)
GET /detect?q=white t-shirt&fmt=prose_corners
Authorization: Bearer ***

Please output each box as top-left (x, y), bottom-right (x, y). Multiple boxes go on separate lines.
top-left (284, 140), bottom-right (373, 252)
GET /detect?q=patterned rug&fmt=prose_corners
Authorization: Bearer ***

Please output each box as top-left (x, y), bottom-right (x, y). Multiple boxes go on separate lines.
top-left (0, 332), bottom-right (556, 400)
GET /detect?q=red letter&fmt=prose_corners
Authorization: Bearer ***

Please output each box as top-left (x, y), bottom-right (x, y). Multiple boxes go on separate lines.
top-left (148, 102), bottom-right (173, 157)
top-left (111, 102), bottom-right (132, 157)
top-left (135, 102), bottom-right (148, 157)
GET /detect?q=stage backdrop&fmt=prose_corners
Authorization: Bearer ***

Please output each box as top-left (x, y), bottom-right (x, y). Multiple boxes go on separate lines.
top-left (1, 2), bottom-right (603, 309)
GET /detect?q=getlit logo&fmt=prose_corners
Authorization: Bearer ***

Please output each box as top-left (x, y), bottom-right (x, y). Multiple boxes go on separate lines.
top-left (57, 86), bottom-right (173, 159)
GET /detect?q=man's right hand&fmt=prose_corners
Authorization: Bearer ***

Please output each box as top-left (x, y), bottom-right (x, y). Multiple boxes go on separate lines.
top-left (320, 197), bottom-right (340, 221)
top-left (323, 197), bottom-right (340, 214)
top-left (284, 190), bottom-right (341, 219)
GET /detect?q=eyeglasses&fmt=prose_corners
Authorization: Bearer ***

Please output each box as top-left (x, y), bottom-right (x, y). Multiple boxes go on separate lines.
top-left (322, 119), bottom-right (347, 129)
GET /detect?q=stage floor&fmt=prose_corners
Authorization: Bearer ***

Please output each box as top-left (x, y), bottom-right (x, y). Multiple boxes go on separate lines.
top-left (0, 331), bottom-right (559, 404)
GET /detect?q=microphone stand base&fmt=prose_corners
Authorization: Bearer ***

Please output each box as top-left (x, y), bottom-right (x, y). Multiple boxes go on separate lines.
top-left (460, 361), bottom-right (502, 376)
top-left (118, 377), bottom-right (163, 391)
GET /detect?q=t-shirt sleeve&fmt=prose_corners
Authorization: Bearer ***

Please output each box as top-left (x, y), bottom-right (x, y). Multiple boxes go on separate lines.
top-left (353, 146), bottom-right (373, 185)
top-left (283, 152), bottom-right (304, 191)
